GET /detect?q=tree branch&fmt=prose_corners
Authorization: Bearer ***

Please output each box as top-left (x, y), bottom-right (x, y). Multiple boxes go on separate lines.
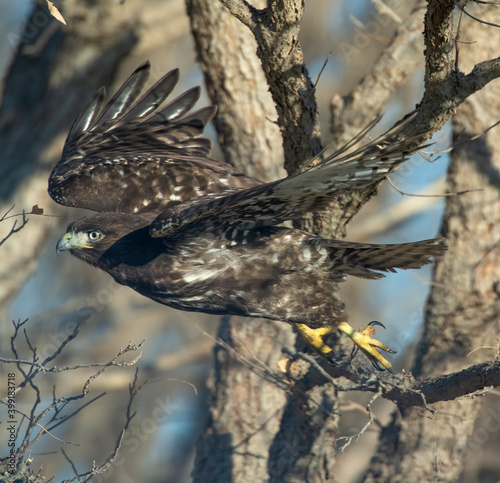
top-left (319, 0), bottom-right (500, 239)
top-left (284, 352), bottom-right (500, 409)
top-left (458, 56), bottom-right (500, 101)
top-left (218, 0), bottom-right (261, 28)
top-left (330, 0), bottom-right (426, 147)
top-left (219, 0), bottom-right (322, 172)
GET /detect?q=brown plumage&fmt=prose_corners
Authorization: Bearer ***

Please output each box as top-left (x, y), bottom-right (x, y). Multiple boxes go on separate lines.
top-left (50, 62), bottom-right (446, 371)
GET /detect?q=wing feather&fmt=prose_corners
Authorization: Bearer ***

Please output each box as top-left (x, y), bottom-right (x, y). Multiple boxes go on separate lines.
top-left (149, 86), bottom-right (201, 123)
top-left (150, 121), bottom-right (425, 237)
top-left (90, 61), bottom-right (151, 129)
top-left (65, 87), bottom-right (107, 145)
top-left (120, 67), bottom-right (180, 122)
top-left (49, 62), bottom-right (258, 213)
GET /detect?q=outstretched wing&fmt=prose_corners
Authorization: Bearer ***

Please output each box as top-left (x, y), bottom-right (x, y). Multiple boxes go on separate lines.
top-left (150, 121), bottom-right (425, 237)
top-left (48, 62), bottom-right (259, 214)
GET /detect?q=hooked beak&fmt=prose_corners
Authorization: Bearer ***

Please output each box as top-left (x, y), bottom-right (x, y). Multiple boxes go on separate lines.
top-left (56, 232), bottom-right (73, 256)
top-left (56, 232), bottom-right (91, 256)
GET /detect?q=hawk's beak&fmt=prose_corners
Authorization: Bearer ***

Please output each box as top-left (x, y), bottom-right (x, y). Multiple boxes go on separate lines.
top-left (56, 232), bottom-right (92, 256)
top-left (56, 232), bottom-right (74, 256)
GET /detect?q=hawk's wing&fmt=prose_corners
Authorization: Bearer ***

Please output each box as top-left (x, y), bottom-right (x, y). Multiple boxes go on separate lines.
top-left (48, 62), bottom-right (260, 214)
top-left (150, 121), bottom-right (425, 237)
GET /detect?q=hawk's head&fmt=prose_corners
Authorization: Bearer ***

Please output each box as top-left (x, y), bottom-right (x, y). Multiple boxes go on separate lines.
top-left (56, 212), bottom-right (160, 268)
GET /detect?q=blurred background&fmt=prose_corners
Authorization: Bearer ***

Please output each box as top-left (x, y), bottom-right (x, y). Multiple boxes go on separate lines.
top-left (0, 0), bottom-right (469, 482)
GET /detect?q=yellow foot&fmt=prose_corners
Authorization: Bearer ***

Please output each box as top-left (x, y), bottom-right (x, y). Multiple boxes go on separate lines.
top-left (338, 321), bottom-right (396, 372)
top-left (292, 323), bottom-right (336, 362)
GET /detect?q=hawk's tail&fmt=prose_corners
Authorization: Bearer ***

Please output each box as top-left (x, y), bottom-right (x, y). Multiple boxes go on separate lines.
top-left (311, 237), bottom-right (446, 280)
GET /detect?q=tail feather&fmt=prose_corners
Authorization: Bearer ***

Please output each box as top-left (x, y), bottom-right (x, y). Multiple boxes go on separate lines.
top-left (313, 237), bottom-right (446, 280)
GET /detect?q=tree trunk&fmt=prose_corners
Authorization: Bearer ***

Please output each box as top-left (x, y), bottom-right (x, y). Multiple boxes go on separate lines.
top-left (186, 3), bottom-right (300, 481)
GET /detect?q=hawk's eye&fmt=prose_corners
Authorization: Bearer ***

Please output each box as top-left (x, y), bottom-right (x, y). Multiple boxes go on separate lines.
top-left (87, 230), bottom-right (102, 242)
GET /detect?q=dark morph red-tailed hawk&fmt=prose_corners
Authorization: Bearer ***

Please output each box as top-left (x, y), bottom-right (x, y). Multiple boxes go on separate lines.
top-left (49, 62), bottom-right (445, 371)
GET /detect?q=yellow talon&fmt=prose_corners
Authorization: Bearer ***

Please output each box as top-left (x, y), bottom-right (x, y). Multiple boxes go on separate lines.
top-left (292, 323), bottom-right (335, 360)
top-left (338, 321), bottom-right (395, 371)
top-left (293, 321), bottom-right (396, 372)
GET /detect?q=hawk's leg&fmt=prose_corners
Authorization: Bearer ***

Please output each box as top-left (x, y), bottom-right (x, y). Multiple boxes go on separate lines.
top-left (338, 321), bottom-right (396, 371)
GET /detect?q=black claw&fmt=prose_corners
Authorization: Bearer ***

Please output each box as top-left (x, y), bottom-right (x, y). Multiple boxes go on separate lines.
top-left (387, 348), bottom-right (397, 354)
top-left (326, 354), bottom-right (337, 365)
top-left (371, 360), bottom-right (396, 374)
top-left (368, 320), bottom-right (386, 330)
top-left (371, 360), bottom-right (385, 371)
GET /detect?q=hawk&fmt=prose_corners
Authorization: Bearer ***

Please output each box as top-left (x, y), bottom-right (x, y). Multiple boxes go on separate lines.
top-left (49, 62), bottom-right (445, 371)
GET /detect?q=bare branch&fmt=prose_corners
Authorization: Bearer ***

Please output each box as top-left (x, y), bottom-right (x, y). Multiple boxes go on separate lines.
top-left (385, 174), bottom-right (482, 197)
top-left (218, 0), bottom-right (260, 28)
top-left (76, 370), bottom-right (141, 482)
top-left (457, 55), bottom-right (500, 101)
top-left (335, 388), bottom-right (382, 453)
top-left (0, 208), bottom-right (28, 246)
top-left (282, 351), bottom-right (500, 409)
top-left (330, 1), bottom-right (426, 147)
top-left (454, 0), bottom-right (500, 27)
top-left (219, 0), bottom-right (322, 172)
top-left (1, 319), bottom-right (144, 481)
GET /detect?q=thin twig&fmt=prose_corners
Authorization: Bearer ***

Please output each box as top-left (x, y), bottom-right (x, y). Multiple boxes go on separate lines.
top-left (335, 387), bottom-right (382, 453)
top-left (313, 52), bottom-right (332, 88)
top-left (386, 174), bottom-right (482, 197)
top-left (454, 1), bottom-right (500, 28)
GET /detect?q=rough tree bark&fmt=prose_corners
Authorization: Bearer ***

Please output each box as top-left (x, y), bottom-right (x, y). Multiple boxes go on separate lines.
top-left (364, 4), bottom-right (500, 482)
top-left (185, 2), bottom-right (297, 482)
top-left (186, 1), bottom-right (343, 481)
